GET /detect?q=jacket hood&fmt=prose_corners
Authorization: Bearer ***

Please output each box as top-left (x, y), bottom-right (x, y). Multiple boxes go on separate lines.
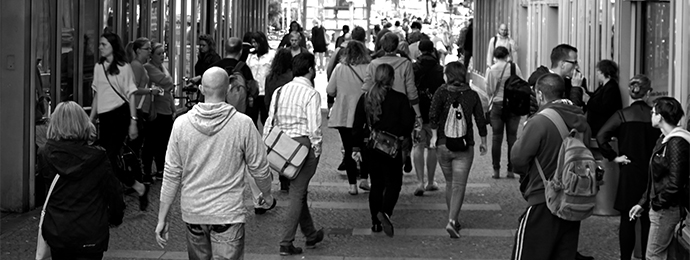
top-left (663, 127), bottom-right (690, 144)
top-left (446, 83), bottom-right (471, 92)
top-left (528, 66), bottom-right (551, 87)
top-left (540, 101), bottom-right (589, 133)
top-left (42, 140), bottom-right (107, 180)
top-left (416, 54), bottom-right (439, 70)
top-left (377, 55), bottom-right (409, 68)
top-left (188, 102), bottom-right (237, 136)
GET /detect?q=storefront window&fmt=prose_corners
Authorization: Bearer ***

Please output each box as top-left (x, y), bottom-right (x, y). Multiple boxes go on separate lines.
top-left (60, 0), bottom-right (78, 102)
top-left (82, 0), bottom-right (100, 107)
top-left (642, 2), bottom-right (670, 101)
top-left (33, 0), bottom-right (54, 112)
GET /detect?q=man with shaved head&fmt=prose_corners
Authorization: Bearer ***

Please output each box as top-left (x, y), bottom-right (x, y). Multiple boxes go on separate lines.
top-left (156, 67), bottom-right (275, 259)
top-left (486, 23), bottom-right (517, 69)
top-left (509, 73), bottom-right (591, 260)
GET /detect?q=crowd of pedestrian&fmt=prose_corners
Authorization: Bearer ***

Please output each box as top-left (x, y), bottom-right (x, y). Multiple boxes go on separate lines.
top-left (35, 17), bottom-right (690, 260)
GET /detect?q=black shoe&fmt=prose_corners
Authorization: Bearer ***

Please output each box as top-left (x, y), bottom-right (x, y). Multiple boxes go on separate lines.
top-left (280, 182), bottom-right (289, 193)
top-left (337, 161), bottom-right (346, 171)
top-left (254, 198), bottom-right (277, 215)
top-left (576, 252), bottom-right (594, 260)
top-left (403, 157), bottom-right (412, 173)
top-left (371, 224), bottom-right (383, 233)
top-left (142, 174), bottom-right (154, 185)
top-left (377, 212), bottom-right (394, 237)
top-left (305, 229), bottom-right (324, 249)
top-left (138, 185), bottom-right (150, 211)
top-left (279, 245), bottom-right (303, 256)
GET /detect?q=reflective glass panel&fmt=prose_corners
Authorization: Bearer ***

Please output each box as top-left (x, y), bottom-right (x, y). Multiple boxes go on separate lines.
top-left (643, 2), bottom-right (670, 101)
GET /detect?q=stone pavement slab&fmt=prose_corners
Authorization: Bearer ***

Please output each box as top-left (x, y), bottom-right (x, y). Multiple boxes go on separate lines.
top-left (245, 200), bottom-right (501, 211)
top-left (103, 250), bottom-right (509, 260)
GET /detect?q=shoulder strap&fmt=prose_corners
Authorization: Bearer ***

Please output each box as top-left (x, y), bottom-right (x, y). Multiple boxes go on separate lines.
top-left (510, 62), bottom-right (516, 76)
top-left (489, 63), bottom-right (509, 99)
top-left (271, 87), bottom-right (283, 127)
top-left (42, 175), bottom-right (60, 211)
top-left (618, 110), bottom-right (626, 123)
top-left (492, 36), bottom-right (497, 51)
top-left (540, 108), bottom-right (569, 138)
top-left (347, 65), bottom-right (364, 84)
top-left (233, 61), bottom-right (245, 73)
top-left (102, 64), bottom-right (128, 103)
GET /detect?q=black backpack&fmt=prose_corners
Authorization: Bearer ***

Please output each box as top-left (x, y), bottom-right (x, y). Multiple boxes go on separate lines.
top-left (504, 62), bottom-right (531, 116)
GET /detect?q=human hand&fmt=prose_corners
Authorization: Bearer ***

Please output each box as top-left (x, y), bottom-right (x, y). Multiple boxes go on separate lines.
top-left (155, 220), bottom-right (169, 248)
top-left (629, 205), bottom-right (643, 221)
top-left (352, 151), bottom-right (362, 163)
top-left (415, 117), bottom-right (423, 131)
top-left (151, 88), bottom-right (161, 95)
top-left (313, 145), bottom-right (322, 157)
top-left (128, 123), bottom-right (138, 140)
top-left (571, 71), bottom-right (584, 87)
top-left (614, 155), bottom-right (631, 165)
top-left (479, 143), bottom-right (487, 155)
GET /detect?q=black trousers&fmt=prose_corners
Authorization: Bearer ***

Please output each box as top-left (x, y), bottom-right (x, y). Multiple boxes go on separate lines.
top-left (51, 248), bottom-right (103, 260)
top-left (511, 203), bottom-right (580, 260)
top-left (337, 127), bottom-right (368, 184)
top-left (367, 149), bottom-right (403, 225)
top-left (141, 114), bottom-right (174, 175)
top-left (247, 95), bottom-right (268, 127)
top-left (619, 211), bottom-right (650, 260)
top-left (98, 104), bottom-right (135, 186)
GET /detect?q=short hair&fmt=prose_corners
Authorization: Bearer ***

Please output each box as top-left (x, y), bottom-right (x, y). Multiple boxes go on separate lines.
top-left (342, 25), bottom-right (350, 33)
top-left (395, 21), bottom-right (401, 27)
top-left (351, 26), bottom-right (366, 42)
top-left (654, 97), bottom-right (685, 126)
top-left (290, 31), bottom-right (302, 40)
top-left (47, 101), bottom-right (96, 142)
top-left (444, 62), bottom-right (467, 85)
top-left (384, 22), bottom-right (393, 29)
top-left (410, 21), bottom-right (422, 30)
top-left (596, 59), bottom-right (619, 82)
top-left (289, 21), bottom-right (303, 32)
top-left (292, 52), bottom-right (315, 77)
top-left (493, 46), bottom-right (510, 60)
top-left (201, 67), bottom-right (230, 98)
top-left (550, 44), bottom-right (578, 68)
top-left (342, 41), bottom-right (372, 65)
top-left (151, 41), bottom-right (164, 54)
top-left (536, 73), bottom-right (566, 101)
top-left (250, 31), bottom-right (270, 56)
top-left (225, 37), bottom-right (242, 55)
top-left (380, 33), bottom-right (399, 52)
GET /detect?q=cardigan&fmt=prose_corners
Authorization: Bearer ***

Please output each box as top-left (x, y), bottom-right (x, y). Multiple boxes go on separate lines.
top-left (327, 63), bottom-right (369, 128)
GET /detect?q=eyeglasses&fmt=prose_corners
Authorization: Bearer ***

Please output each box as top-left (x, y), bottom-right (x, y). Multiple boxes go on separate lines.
top-left (564, 60), bottom-right (578, 66)
top-left (141, 47), bottom-right (151, 51)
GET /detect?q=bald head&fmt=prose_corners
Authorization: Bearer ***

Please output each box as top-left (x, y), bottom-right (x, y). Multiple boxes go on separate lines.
top-left (201, 67), bottom-right (229, 100)
top-left (536, 73), bottom-right (565, 102)
top-left (224, 37), bottom-right (242, 57)
top-left (498, 24), bottom-right (509, 37)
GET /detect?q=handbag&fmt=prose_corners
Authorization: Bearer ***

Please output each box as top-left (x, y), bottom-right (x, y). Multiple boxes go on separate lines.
top-left (36, 175), bottom-right (60, 260)
top-left (147, 85), bottom-right (158, 121)
top-left (264, 87), bottom-right (309, 180)
top-left (364, 95), bottom-right (403, 158)
top-left (486, 63), bottom-right (508, 124)
top-left (670, 210), bottom-right (690, 260)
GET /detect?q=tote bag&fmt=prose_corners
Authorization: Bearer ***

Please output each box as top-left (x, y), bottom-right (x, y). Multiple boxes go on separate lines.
top-left (36, 175), bottom-right (60, 260)
top-left (264, 86), bottom-right (309, 179)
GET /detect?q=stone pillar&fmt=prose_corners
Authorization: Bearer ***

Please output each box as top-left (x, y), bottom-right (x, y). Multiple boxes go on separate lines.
top-left (232, 0), bottom-right (269, 38)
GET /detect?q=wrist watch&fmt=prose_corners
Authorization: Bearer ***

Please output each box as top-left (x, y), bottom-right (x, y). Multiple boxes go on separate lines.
top-left (131, 116), bottom-right (138, 120)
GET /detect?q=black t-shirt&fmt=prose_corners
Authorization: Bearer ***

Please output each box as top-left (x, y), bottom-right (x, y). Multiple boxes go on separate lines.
top-left (209, 58), bottom-right (255, 82)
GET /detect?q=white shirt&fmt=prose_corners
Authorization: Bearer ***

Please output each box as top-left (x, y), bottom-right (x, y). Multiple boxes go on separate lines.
top-left (246, 50), bottom-right (275, 95)
top-left (263, 77), bottom-right (323, 153)
top-left (92, 62), bottom-right (137, 114)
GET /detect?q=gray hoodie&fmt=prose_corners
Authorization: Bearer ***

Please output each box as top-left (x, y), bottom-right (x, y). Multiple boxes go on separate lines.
top-left (362, 55), bottom-right (419, 106)
top-left (161, 102), bottom-right (272, 224)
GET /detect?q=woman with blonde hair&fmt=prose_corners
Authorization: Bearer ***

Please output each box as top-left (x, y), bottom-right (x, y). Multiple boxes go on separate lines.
top-left (328, 40), bottom-right (372, 195)
top-left (352, 63), bottom-right (415, 237)
top-left (39, 101), bottom-right (125, 260)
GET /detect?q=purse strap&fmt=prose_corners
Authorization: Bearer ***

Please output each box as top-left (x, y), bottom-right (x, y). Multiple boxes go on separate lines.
top-left (42, 175), bottom-right (60, 213)
top-left (347, 65), bottom-right (364, 84)
top-left (102, 63), bottom-right (128, 103)
top-left (488, 62), bottom-right (509, 102)
top-left (271, 87), bottom-right (284, 129)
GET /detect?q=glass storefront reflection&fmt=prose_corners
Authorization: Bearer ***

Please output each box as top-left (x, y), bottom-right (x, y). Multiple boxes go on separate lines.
top-left (643, 2), bottom-right (670, 101)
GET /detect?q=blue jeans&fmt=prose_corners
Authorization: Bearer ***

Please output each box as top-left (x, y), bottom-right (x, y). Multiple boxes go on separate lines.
top-left (280, 137), bottom-right (320, 246)
top-left (437, 145), bottom-right (474, 222)
top-left (490, 102), bottom-right (520, 172)
top-left (185, 223), bottom-right (245, 260)
top-left (647, 206), bottom-right (682, 260)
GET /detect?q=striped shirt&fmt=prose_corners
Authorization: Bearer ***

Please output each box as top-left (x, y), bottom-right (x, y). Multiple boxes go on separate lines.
top-left (263, 77), bottom-right (323, 151)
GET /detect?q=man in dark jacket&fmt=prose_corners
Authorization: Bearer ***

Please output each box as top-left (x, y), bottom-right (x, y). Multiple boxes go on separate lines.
top-left (209, 37), bottom-right (256, 115)
top-left (527, 44), bottom-right (587, 115)
top-left (510, 73), bottom-right (592, 260)
top-left (411, 40), bottom-right (444, 196)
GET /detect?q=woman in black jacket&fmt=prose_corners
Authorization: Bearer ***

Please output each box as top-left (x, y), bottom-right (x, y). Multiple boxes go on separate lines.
top-left (586, 59), bottom-right (623, 136)
top-left (352, 63), bottom-right (415, 237)
top-left (629, 97), bottom-right (690, 259)
top-left (39, 101), bottom-right (125, 260)
top-left (596, 74), bottom-right (659, 260)
top-left (194, 34), bottom-right (221, 77)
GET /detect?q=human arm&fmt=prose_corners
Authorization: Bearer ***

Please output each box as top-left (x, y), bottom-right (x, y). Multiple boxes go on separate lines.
top-left (90, 90), bottom-right (98, 121)
top-left (326, 48), bottom-right (342, 80)
top-left (596, 112), bottom-right (622, 161)
top-left (362, 63), bottom-right (374, 92)
top-left (156, 122), bottom-right (182, 248)
top-left (404, 62), bottom-right (422, 126)
top-left (123, 65), bottom-right (139, 139)
top-left (510, 116), bottom-right (547, 174)
top-left (326, 65), bottom-right (340, 97)
top-left (351, 95), bottom-right (367, 152)
top-left (486, 37), bottom-right (495, 68)
top-left (485, 66), bottom-right (496, 100)
top-left (428, 87), bottom-right (445, 147)
top-left (472, 91), bottom-right (488, 155)
top-left (244, 120), bottom-right (274, 202)
top-left (657, 138), bottom-right (690, 209)
top-left (130, 62), bottom-right (152, 95)
top-left (307, 92), bottom-right (323, 157)
top-left (510, 39), bottom-right (518, 64)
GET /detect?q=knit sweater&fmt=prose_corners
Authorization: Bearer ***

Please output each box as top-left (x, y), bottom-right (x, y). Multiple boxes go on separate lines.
top-left (161, 102), bottom-right (272, 224)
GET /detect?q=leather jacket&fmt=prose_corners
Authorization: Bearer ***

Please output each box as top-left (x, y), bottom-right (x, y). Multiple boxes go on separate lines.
top-left (638, 134), bottom-right (690, 211)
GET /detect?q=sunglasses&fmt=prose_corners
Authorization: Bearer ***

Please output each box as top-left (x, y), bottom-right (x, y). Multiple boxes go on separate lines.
top-left (563, 60), bottom-right (578, 66)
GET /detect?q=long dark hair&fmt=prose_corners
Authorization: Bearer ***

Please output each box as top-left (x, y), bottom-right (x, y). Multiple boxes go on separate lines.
top-left (267, 48), bottom-right (293, 82)
top-left (444, 61), bottom-right (467, 86)
top-left (342, 41), bottom-right (371, 65)
top-left (198, 34), bottom-right (218, 60)
top-left (250, 31), bottom-right (270, 56)
top-left (366, 64), bottom-right (395, 123)
top-left (99, 32), bottom-right (127, 75)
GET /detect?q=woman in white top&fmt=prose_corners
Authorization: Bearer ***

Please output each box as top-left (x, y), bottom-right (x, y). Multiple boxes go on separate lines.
top-left (485, 46), bottom-right (523, 179)
top-left (246, 31), bottom-right (275, 126)
top-left (327, 41), bottom-right (372, 195)
top-left (89, 32), bottom-right (147, 210)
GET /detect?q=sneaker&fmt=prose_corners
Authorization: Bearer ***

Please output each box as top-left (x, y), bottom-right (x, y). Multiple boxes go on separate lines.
top-left (142, 174), bottom-right (154, 185)
top-left (446, 220), bottom-right (460, 239)
top-left (425, 182), bottom-right (439, 191)
top-left (279, 245), bottom-right (303, 256)
top-left (280, 182), bottom-right (289, 193)
top-left (413, 185), bottom-right (425, 196)
top-left (492, 169), bottom-right (500, 179)
top-left (377, 212), bottom-right (394, 237)
top-left (138, 185), bottom-right (150, 211)
top-left (359, 179), bottom-right (370, 191)
top-left (371, 223), bottom-right (383, 233)
top-left (305, 229), bottom-right (324, 249)
top-left (337, 161), bottom-right (346, 171)
top-left (403, 157), bottom-right (413, 173)
top-left (506, 171), bottom-right (515, 179)
top-left (348, 184), bottom-right (358, 195)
